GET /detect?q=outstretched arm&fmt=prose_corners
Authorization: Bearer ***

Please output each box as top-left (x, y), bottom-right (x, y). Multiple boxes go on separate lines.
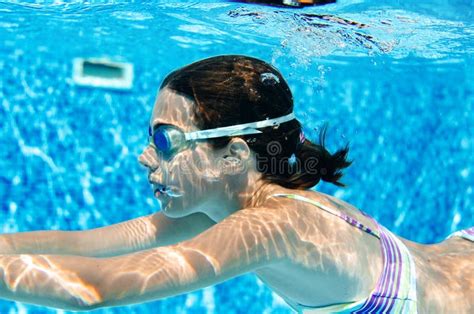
top-left (0, 207), bottom-right (290, 311)
top-left (0, 211), bottom-right (215, 257)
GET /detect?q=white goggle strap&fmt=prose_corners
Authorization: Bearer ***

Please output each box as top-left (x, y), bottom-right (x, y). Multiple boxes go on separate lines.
top-left (184, 112), bottom-right (296, 141)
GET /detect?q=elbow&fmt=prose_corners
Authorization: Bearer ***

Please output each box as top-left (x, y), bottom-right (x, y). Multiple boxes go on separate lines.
top-left (62, 285), bottom-right (108, 311)
top-left (48, 302), bottom-right (101, 312)
top-left (66, 299), bottom-right (106, 312)
top-left (81, 304), bottom-right (105, 312)
top-left (73, 297), bottom-right (126, 312)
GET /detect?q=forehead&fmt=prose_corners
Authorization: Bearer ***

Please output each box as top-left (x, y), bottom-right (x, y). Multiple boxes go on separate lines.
top-left (150, 87), bottom-right (197, 132)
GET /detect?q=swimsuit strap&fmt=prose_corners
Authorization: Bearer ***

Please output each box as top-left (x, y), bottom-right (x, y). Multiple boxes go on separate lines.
top-left (446, 227), bottom-right (474, 242)
top-left (272, 193), bottom-right (381, 239)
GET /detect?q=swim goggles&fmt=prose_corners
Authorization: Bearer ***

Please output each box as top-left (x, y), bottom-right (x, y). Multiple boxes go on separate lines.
top-left (148, 112), bottom-right (295, 158)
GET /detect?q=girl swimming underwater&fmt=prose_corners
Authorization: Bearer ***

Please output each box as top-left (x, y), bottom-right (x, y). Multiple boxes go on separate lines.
top-left (0, 55), bottom-right (472, 313)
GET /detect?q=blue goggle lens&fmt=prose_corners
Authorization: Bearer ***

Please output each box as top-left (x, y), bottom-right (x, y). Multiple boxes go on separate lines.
top-left (153, 131), bottom-right (172, 152)
top-left (149, 125), bottom-right (188, 157)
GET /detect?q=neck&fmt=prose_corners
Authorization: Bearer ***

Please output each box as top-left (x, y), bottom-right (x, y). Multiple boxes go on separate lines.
top-left (203, 172), bottom-right (281, 223)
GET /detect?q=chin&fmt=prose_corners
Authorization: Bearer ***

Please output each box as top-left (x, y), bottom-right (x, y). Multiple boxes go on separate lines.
top-left (160, 197), bottom-right (188, 218)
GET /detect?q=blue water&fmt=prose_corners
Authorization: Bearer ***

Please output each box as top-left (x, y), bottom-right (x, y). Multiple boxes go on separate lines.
top-left (0, 0), bottom-right (473, 313)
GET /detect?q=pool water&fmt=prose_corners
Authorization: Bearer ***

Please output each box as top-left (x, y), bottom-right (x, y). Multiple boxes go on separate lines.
top-left (0, 0), bottom-right (473, 313)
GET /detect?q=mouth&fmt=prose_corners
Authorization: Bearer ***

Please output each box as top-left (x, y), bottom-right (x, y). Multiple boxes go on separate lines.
top-left (153, 184), bottom-right (168, 198)
top-left (151, 182), bottom-right (183, 198)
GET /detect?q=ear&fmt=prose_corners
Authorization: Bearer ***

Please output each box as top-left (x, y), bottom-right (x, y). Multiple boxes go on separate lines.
top-left (223, 137), bottom-right (251, 161)
top-left (214, 138), bottom-right (251, 177)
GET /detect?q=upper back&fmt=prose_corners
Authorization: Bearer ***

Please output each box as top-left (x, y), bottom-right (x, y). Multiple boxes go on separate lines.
top-left (254, 188), bottom-right (384, 307)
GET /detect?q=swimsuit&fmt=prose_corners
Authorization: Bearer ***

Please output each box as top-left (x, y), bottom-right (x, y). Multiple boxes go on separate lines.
top-left (445, 226), bottom-right (474, 242)
top-left (271, 193), bottom-right (418, 314)
top-left (272, 193), bottom-right (474, 313)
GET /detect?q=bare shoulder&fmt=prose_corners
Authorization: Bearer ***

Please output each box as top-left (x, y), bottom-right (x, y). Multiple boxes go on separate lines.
top-left (251, 188), bottom-right (384, 306)
top-left (252, 189), bottom-right (329, 251)
top-left (256, 187), bottom-right (384, 267)
top-left (258, 188), bottom-right (378, 231)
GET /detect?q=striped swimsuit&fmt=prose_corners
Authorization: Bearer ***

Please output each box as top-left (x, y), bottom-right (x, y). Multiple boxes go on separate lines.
top-left (446, 227), bottom-right (474, 242)
top-left (272, 193), bottom-right (418, 314)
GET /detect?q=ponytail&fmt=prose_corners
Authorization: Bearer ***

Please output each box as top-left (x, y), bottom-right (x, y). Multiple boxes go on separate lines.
top-left (263, 123), bottom-right (352, 189)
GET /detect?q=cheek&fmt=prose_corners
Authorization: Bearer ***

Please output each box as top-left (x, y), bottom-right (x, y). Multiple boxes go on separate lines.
top-left (160, 145), bottom-right (224, 216)
top-left (192, 147), bottom-right (221, 182)
top-left (168, 151), bottom-right (217, 191)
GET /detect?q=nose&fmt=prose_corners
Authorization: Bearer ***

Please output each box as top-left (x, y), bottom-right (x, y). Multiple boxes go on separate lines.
top-left (138, 145), bottom-right (160, 171)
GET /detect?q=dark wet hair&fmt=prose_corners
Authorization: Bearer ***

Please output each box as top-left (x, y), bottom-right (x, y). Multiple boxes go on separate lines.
top-left (160, 55), bottom-right (352, 189)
